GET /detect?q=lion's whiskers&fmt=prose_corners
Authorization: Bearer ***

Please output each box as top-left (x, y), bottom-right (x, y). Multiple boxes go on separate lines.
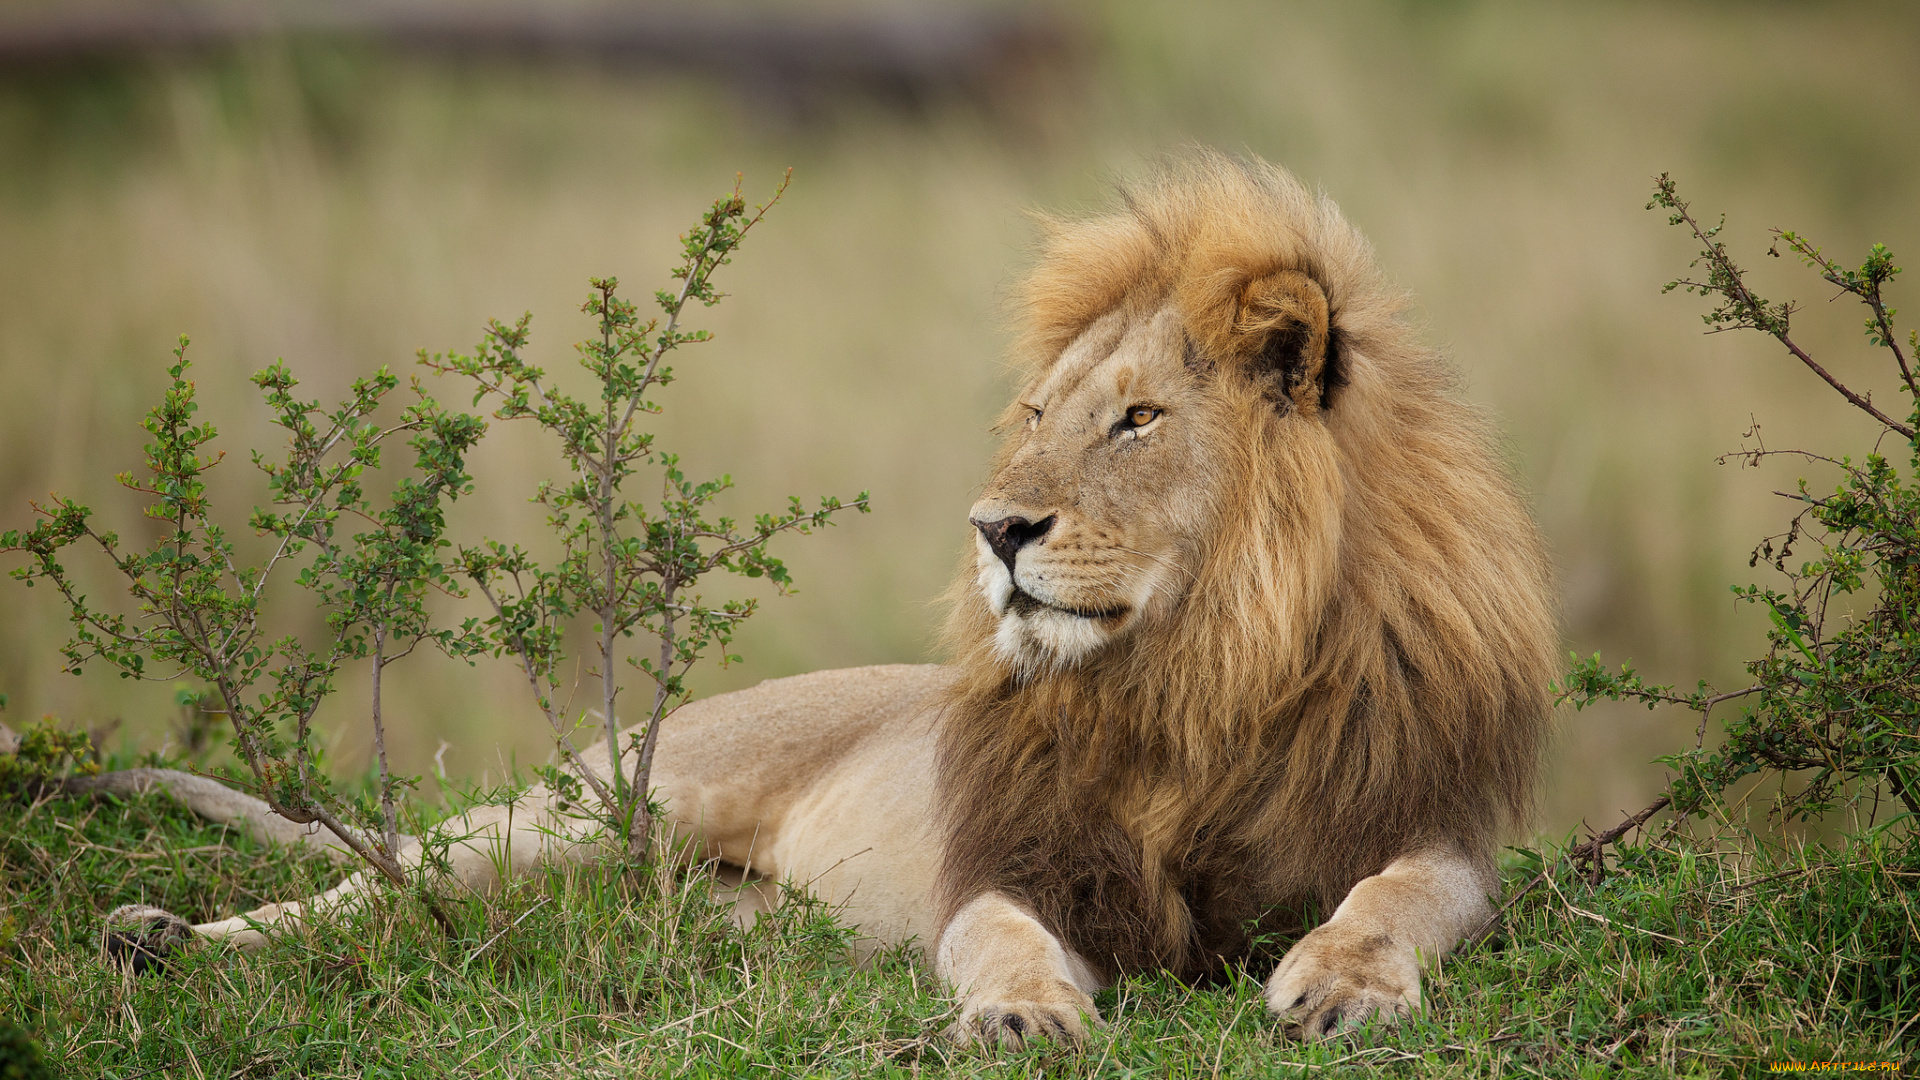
top-left (1114, 546), bottom-right (1197, 584)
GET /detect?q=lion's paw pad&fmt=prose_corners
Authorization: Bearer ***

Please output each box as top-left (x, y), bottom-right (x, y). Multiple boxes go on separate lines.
top-left (102, 904), bottom-right (195, 974)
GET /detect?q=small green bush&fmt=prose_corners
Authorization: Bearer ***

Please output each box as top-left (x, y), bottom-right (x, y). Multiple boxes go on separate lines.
top-left (0, 1023), bottom-right (51, 1080)
top-left (1, 174), bottom-right (866, 899)
top-left (0, 718), bottom-right (95, 800)
top-left (1566, 176), bottom-right (1920, 843)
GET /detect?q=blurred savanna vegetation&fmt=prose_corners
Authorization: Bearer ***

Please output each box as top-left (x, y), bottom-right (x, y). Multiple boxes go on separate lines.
top-left (2, 0), bottom-right (1917, 841)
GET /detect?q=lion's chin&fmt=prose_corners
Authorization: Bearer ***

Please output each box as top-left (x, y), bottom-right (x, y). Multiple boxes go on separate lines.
top-left (975, 558), bottom-right (1143, 676)
top-left (989, 602), bottom-right (1120, 676)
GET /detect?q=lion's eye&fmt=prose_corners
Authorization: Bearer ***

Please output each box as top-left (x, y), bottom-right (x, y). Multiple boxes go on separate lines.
top-left (1126, 406), bottom-right (1161, 428)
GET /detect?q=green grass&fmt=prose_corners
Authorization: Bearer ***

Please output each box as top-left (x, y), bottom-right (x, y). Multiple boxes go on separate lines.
top-left (3, 773), bottom-right (1913, 1077)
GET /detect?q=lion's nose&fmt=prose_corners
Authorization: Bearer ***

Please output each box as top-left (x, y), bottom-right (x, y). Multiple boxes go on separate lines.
top-left (970, 514), bottom-right (1055, 573)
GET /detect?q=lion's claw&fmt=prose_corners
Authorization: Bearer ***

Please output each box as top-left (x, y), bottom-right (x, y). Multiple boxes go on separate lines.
top-left (945, 991), bottom-right (1100, 1051)
top-left (1265, 923), bottom-right (1420, 1040)
top-left (1284, 988), bottom-right (1410, 1040)
top-left (102, 904), bottom-right (196, 974)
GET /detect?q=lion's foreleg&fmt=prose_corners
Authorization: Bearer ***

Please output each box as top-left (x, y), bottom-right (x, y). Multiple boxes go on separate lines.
top-left (1264, 845), bottom-right (1496, 1038)
top-left (935, 892), bottom-right (1105, 1049)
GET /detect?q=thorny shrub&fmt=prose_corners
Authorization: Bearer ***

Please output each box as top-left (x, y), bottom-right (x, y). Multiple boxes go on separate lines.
top-left (1564, 175), bottom-right (1920, 855)
top-left (0, 174), bottom-right (866, 914)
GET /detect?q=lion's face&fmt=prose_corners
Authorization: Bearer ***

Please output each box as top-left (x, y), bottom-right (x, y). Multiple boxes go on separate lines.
top-left (970, 303), bottom-right (1236, 674)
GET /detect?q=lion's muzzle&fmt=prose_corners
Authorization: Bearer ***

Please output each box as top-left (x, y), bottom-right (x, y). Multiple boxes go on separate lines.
top-left (969, 503), bottom-right (1163, 674)
top-left (971, 513), bottom-right (1055, 574)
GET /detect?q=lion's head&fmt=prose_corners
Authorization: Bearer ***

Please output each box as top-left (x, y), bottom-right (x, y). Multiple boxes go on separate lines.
top-left (965, 247), bottom-right (1342, 680)
top-left (937, 152), bottom-right (1557, 980)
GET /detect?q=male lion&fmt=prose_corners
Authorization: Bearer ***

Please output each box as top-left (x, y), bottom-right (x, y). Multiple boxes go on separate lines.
top-left (82, 152), bottom-right (1554, 1046)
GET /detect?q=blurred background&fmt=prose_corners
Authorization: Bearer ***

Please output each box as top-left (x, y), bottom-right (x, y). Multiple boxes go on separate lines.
top-left (1, 0), bottom-right (1916, 839)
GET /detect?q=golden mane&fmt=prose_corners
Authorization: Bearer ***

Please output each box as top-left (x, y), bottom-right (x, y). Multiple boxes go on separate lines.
top-left (935, 152), bottom-right (1557, 981)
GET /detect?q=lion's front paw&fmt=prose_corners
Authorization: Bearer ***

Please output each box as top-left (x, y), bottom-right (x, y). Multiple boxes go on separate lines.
top-left (944, 981), bottom-right (1101, 1051)
top-left (102, 904), bottom-right (196, 974)
top-left (1265, 922), bottom-right (1420, 1039)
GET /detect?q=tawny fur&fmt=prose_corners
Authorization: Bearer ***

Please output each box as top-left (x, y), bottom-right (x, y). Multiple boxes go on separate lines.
top-left (936, 152), bottom-right (1555, 983)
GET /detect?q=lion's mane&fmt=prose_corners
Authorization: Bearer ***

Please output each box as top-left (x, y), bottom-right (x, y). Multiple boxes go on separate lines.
top-left (935, 153), bottom-right (1556, 982)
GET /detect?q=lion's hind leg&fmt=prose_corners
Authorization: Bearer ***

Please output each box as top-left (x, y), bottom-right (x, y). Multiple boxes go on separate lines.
top-left (90, 775), bottom-right (604, 968)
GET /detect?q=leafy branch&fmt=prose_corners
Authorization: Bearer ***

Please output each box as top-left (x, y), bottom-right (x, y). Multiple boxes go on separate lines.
top-left (4, 172), bottom-right (863, 925)
top-left (425, 173), bottom-right (869, 863)
top-left (1652, 174), bottom-right (1915, 439)
top-left (2, 340), bottom-right (485, 928)
top-left (1558, 177), bottom-right (1920, 882)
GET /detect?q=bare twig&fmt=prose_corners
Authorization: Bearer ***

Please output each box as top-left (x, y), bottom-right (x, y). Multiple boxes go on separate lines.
top-left (1660, 181), bottom-right (1915, 439)
top-left (1470, 794), bottom-right (1676, 942)
top-left (469, 577), bottom-right (619, 814)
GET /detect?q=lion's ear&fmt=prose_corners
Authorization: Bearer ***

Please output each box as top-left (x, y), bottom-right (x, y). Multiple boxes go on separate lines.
top-left (1183, 267), bottom-right (1335, 415)
top-left (1234, 270), bottom-right (1331, 415)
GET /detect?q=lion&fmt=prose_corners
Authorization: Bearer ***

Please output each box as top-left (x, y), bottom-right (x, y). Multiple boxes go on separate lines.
top-left (66, 151), bottom-right (1554, 1047)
